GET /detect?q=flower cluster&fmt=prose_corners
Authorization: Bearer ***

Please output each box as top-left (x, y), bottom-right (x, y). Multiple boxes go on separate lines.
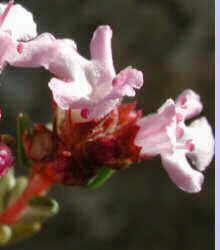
top-left (0, 0), bottom-right (214, 194)
top-left (0, 0), bottom-right (214, 245)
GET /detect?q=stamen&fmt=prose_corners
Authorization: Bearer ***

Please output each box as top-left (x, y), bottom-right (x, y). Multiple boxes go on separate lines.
top-left (176, 113), bottom-right (183, 123)
top-left (176, 127), bottom-right (184, 139)
top-left (112, 74), bottom-right (125, 87)
top-left (178, 96), bottom-right (187, 106)
top-left (0, 0), bottom-right (14, 27)
top-left (185, 139), bottom-right (195, 152)
top-left (112, 78), bottom-right (119, 87)
top-left (17, 42), bottom-right (23, 54)
top-left (81, 108), bottom-right (89, 119)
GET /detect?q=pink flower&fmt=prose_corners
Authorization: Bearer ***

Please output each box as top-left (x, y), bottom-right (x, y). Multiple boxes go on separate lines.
top-left (0, 0), bottom-right (37, 72)
top-left (9, 26), bottom-right (143, 121)
top-left (135, 89), bottom-right (214, 193)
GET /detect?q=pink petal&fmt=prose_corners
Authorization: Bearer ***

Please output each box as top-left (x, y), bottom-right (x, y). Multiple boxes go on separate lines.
top-left (85, 98), bottom-right (119, 120)
top-left (9, 34), bottom-right (85, 80)
top-left (186, 117), bottom-right (214, 171)
top-left (49, 78), bottom-right (120, 121)
top-left (175, 89), bottom-right (203, 120)
top-left (8, 33), bottom-right (55, 67)
top-left (112, 66), bottom-right (143, 97)
top-left (0, 2), bottom-right (37, 41)
top-left (135, 100), bottom-right (176, 156)
top-left (90, 25), bottom-right (115, 78)
top-left (161, 151), bottom-right (204, 193)
top-left (0, 30), bottom-right (16, 72)
top-left (48, 38), bottom-right (87, 80)
top-left (48, 78), bottom-right (91, 110)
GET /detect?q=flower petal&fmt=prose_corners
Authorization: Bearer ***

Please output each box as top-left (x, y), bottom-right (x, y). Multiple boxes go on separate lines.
top-left (9, 33), bottom-right (86, 80)
top-left (48, 78), bottom-right (92, 110)
top-left (186, 117), bottom-right (214, 171)
top-left (0, 30), bottom-right (16, 72)
top-left (161, 151), bottom-right (204, 193)
top-left (176, 89), bottom-right (203, 120)
top-left (135, 99), bottom-right (176, 156)
top-left (0, 3), bottom-right (37, 41)
top-left (90, 25), bottom-right (115, 78)
top-left (8, 33), bottom-right (55, 67)
top-left (111, 67), bottom-right (143, 97)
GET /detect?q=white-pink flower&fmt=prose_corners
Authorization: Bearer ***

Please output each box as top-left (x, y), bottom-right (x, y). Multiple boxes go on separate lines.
top-left (0, 0), bottom-right (37, 71)
top-left (9, 26), bottom-right (143, 121)
top-left (135, 89), bottom-right (214, 193)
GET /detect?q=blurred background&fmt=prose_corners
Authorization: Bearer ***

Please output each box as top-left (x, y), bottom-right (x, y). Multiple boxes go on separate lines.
top-left (0, 0), bottom-right (214, 249)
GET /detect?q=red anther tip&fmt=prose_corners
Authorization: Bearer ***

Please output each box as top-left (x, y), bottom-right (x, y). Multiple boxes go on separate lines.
top-left (185, 140), bottom-right (195, 152)
top-left (179, 96), bottom-right (187, 106)
top-left (81, 109), bottom-right (89, 119)
top-left (112, 78), bottom-right (118, 86)
top-left (176, 127), bottom-right (184, 139)
top-left (176, 113), bottom-right (183, 123)
top-left (17, 43), bottom-right (23, 54)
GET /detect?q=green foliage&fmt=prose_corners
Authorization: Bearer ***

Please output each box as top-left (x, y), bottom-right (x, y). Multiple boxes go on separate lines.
top-left (86, 168), bottom-right (115, 189)
top-left (16, 113), bottom-right (31, 169)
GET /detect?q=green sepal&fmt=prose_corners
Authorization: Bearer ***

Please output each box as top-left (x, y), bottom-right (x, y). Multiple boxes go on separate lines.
top-left (0, 224), bottom-right (12, 246)
top-left (16, 113), bottom-right (31, 168)
top-left (20, 196), bottom-right (59, 223)
top-left (86, 168), bottom-right (115, 189)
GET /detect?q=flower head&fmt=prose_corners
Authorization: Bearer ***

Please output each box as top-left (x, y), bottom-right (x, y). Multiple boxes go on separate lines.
top-left (9, 25), bottom-right (143, 121)
top-left (135, 89), bottom-right (214, 193)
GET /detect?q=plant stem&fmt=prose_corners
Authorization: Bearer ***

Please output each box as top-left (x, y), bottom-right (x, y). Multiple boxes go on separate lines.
top-left (0, 172), bottom-right (52, 225)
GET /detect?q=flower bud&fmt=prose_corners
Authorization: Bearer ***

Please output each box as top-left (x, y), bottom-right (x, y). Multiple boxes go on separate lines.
top-left (0, 143), bottom-right (13, 177)
top-left (24, 125), bottom-right (54, 162)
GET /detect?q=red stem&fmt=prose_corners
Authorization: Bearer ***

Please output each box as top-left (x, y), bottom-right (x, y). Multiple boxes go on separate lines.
top-left (0, 172), bottom-right (53, 225)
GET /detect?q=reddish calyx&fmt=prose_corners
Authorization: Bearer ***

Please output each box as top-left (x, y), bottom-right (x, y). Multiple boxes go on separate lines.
top-left (22, 103), bottom-right (143, 186)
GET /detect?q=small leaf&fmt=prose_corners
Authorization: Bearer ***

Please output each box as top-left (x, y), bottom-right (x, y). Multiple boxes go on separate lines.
top-left (86, 168), bottom-right (115, 189)
top-left (16, 113), bottom-right (31, 168)
top-left (20, 196), bottom-right (59, 223)
top-left (0, 224), bottom-right (12, 246)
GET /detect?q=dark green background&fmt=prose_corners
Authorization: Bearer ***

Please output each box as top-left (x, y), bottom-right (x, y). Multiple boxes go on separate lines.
top-left (0, 0), bottom-right (214, 249)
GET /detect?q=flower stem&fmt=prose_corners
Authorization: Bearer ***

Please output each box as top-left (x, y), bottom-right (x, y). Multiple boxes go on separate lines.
top-left (0, 172), bottom-right (52, 225)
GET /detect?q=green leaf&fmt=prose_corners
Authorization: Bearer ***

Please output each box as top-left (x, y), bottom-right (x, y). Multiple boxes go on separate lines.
top-left (16, 113), bottom-right (31, 168)
top-left (86, 168), bottom-right (115, 189)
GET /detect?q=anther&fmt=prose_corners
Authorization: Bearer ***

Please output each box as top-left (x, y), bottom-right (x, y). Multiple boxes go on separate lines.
top-left (17, 43), bottom-right (23, 54)
top-left (81, 108), bottom-right (89, 119)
